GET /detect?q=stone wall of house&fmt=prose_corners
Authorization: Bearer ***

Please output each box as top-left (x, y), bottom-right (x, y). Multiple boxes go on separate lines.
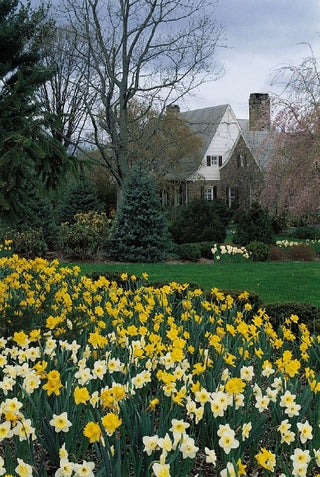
top-left (183, 137), bottom-right (262, 209)
top-left (186, 180), bottom-right (220, 203)
top-left (220, 135), bottom-right (263, 209)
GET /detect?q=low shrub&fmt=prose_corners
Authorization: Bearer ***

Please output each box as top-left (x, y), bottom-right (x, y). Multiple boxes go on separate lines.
top-left (246, 241), bottom-right (270, 262)
top-left (290, 225), bottom-right (320, 240)
top-left (5, 228), bottom-right (48, 258)
top-left (58, 211), bottom-right (110, 258)
top-left (287, 243), bottom-right (316, 261)
top-left (265, 302), bottom-right (320, 331)
top-left (168, 199), bottom-right (227, 245)
top-left (269, 245), bottom-right (288, 262)
top-left (177, 243), bottom-right (201, 261)
top-left (308, 239), bottom-right (320, 255)
top-left (276, 238), bottom-right (320, 257)
top-left (198, 242), bottom-right (217, 259)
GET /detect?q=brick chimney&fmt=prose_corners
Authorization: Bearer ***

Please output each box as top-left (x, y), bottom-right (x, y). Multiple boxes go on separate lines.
top-left (249, 93), bottom-right (270, 131)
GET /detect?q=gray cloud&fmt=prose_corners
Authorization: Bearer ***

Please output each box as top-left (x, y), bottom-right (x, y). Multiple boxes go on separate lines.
top-left (216, 0), bottom-right (319, 51)
top-left (185, 0), bottom-right (320, 118)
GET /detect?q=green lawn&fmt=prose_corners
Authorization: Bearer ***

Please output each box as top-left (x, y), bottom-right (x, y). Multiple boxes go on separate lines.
top-left (62, 260), bottom-right (320, 306)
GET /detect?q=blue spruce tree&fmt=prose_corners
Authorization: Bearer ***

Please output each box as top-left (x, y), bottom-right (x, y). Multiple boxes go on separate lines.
top-left (109, 164), bottom-right (171, 262)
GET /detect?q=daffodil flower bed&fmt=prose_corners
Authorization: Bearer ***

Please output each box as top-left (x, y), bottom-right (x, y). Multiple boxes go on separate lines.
top-left (211, 244), bottom-right (251, 262)
top-left (0, 255), bottom-right (320, 476)
top-left (276, 240), bottom-right (320, 248)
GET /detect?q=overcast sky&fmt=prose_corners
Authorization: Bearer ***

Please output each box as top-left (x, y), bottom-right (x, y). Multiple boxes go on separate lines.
top-left (184, 0), bottom-right (320, 119)
top-left (29, 0), bottom-right (319, 119)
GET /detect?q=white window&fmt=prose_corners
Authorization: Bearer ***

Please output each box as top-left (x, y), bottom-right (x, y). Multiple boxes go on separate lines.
top-left (206, 155), bottom-right (222, 166)
top-left (204, 187), bottom-right (213, 200)
top-left (161, 190), bottom-right (168, 205)
top-left (204, 186), bottom-right (217, 201)
top-left (227, 187), bottom-right (237, 208)
top-left (206, 155), bottom-right (217, 166)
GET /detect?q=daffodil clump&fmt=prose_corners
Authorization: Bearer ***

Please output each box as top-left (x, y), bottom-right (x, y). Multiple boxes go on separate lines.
top-left (1, 255), bottom-right (320, 476)
top-left (211, 244), bottom-right (251, 262)
top-left (0, 239), bottom-right (12, 258)
top-left (276, 239), bottom-right (320, 248)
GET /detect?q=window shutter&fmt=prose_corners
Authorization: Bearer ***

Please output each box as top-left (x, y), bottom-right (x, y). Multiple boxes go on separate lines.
top-left (206, 155), bottom-right (211, 166)
top-left (219, 155), bottom-right (222, 166)
top-left (213, 186), bottom-right (217, 199)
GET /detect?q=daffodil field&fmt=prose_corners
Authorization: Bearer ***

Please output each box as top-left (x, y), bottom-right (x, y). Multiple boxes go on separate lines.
top-left (0, 253), bottom-right (320, 476)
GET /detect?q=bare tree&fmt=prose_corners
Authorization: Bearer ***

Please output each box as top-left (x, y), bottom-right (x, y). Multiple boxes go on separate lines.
top-left (59, 0), bottom-right (224, 202)
top-left (261, 44), bottom-right (320, 221)
top-left (38, 24), bottom-right (95, 155)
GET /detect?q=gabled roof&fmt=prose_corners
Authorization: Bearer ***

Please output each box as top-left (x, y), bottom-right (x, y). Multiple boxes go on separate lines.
top-left (164, 103), bottom-right (275, 182)
top-left (238, 119), bottom-right (275, 169)
top-left (165, 104), bottom-right (229, 181)
top-left (180, 104), bottom-right (229, 159)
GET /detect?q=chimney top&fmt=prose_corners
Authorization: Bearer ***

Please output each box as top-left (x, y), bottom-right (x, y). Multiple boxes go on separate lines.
top-left (249, 93), bottom-right (270, 131)
top-left (166, 104), bottom-right (180, 114)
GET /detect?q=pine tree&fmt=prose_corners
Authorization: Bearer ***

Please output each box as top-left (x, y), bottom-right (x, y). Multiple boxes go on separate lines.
top-left (109, 165), bottom-right (171, 262)
top-left (0, 0), bottom-right (72, 224)
top-left (56, 175), bottom-right (104, 225)
top-left (233, 202), bottom-right (274, 246)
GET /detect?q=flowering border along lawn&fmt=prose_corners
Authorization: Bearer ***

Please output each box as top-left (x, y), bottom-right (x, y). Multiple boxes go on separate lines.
top-left (0, 254), bottom-right (320, 476)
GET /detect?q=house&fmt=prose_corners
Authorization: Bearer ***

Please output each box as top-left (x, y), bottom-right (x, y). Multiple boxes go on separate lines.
top-left (162, 93), bottom-right (273, 210)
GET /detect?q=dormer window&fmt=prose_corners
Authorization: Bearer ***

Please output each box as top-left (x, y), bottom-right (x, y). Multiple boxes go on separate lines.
top-left (206, 155), bottom-right (222, 166)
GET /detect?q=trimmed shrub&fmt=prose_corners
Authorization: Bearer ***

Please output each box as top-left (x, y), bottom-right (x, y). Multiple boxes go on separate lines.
top-left (290, 225), bottom-right (320, 240)
top-left (169, 199), bottom-right (227, 245)
top-left (269, 246), bottom-right (288, 262)
top-left (265, 302), bottom-right (320, 331)
top-left (246, 241), bottom-right (270, 262)
top-left (287, 244), bottom-right (316, 261)
top-left (233, 202), bottom-right (274, 246)
top-left (308, 240), bottom-right (320, 256)
top-left (199, 242), bottom-right (217, 259)
top-left (177, 243), bottom-right (201, 261)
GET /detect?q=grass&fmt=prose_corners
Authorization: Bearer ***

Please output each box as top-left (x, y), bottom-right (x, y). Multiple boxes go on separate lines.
top-left (62, 260), bottom-right (320, 306)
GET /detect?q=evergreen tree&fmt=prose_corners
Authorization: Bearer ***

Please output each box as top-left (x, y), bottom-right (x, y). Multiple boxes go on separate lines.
top-left (233, 202), bottom-right (274, 246)
top-left (109, 165), bottom-right (171, 262)
top-left (169, 199), bottom-right (227, 244)
top-left (17, 181), bottom-right (58, 248)
top-left (56, 175), bottom-right (104, 225)
top-left (0, 0), bottom-right (73, 224)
